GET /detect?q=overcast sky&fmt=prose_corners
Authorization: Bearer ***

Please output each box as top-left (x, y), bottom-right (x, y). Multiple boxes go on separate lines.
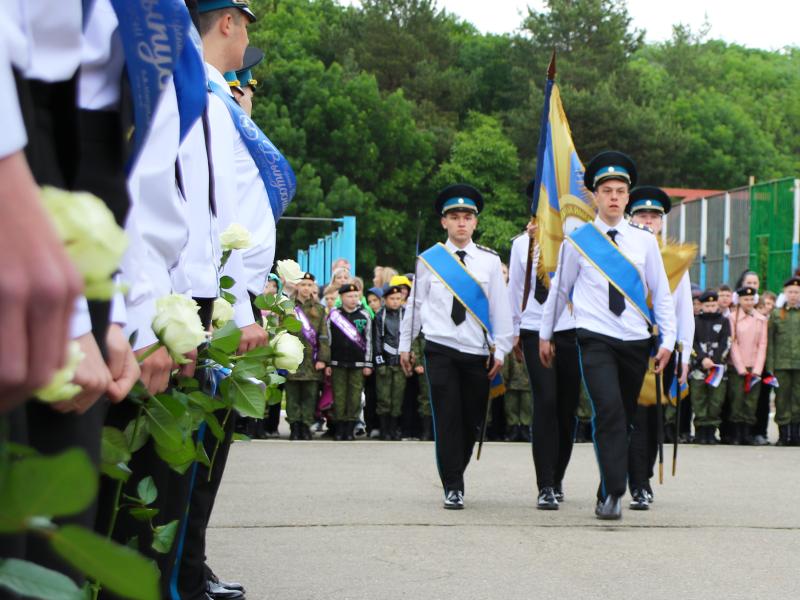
top-left (344, 1), bottom-right (798, 51)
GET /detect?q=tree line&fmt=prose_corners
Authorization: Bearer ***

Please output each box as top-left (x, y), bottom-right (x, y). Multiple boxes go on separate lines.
top-left (247, 0), bottom-right (800, 271)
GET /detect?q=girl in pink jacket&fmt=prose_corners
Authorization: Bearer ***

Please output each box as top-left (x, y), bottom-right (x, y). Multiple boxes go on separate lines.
top-left (728, 286), bottom-right (768, 444)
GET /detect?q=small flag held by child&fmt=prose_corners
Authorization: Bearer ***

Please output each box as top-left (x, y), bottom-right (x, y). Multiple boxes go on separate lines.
top-left (705, 364), bottom-right (725, 388)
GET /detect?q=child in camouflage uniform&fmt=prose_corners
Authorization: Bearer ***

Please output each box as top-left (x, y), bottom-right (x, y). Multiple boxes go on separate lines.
top-left (502, 351), bottom-right (532, 442)
top-left (767, 277), bottom-right (800, 445)
top-left (373, 286), bottom-right (406, 440)
top-left (326, 283), bottom-right (373, 440)
top-left (285, 273), bottom-right (330, 440)
top-left (411, 332), bottom-right (433, 440)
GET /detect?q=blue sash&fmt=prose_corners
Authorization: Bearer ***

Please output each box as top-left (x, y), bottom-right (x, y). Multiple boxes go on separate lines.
top-left (419, 243), bottom-right (493, 337)
top-left (567, 223), bottom-right (652, 326)
top-left (110, 0), bottom-right (206, 170)
top-left (208, 80), bottom-right (297, 221)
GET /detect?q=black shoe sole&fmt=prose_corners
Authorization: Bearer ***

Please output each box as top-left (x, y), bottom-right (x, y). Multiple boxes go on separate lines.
top-left (629, 502), bottom-right (649, 511)
top-left (537, 503), bottom-right (559, 510)
top-left (595, 511), bottom-right (622, 520)
top-left (443, 503), bottom-right (464, 510)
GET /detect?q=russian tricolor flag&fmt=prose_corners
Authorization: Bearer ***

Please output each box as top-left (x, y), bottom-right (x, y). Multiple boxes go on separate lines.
top-left (705, 364), bottom-right (725, 388)
top-left (762, 372), bottom-right (780, 388)
top-left (744, 373), bottom-right (761, 393)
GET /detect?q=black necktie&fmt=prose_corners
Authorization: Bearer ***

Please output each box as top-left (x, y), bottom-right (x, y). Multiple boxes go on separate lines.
top-left (606, 230), bottom-right (625, 316)
top-left (534, 276), bottom-right (549, 305)
top-left (451, 250), bottom-right (467, 325)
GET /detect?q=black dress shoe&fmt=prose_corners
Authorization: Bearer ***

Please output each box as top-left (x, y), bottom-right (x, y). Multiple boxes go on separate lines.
top-left (554, 483), bottom-right (564, 502)
top-left (443, 490), bottom-right (464, 510)
top-left (207, 568), bottom-right (245, 593)
top-left (537, 487), bottom-right (559, 510)
top-left (520, 425), bottom-right (532, 443)
top-left (629, 488), bottom-right (649, 511)
top-left (595, 495), bottom-right (622, 520)
top-left (207, 580), bottom-right (245, 599)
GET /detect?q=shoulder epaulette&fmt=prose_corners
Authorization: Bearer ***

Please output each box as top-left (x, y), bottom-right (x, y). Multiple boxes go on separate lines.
top-left (475, 244), bottom-right (499, 256)
top-left (629, 222), bottom-right (654, 234)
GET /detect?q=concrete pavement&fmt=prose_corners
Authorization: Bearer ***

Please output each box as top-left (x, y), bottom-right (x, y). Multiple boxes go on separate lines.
top-left (207, 438), bottom-right (800, 600)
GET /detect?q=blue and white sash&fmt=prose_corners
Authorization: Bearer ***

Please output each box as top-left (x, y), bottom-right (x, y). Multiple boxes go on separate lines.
top-left (208, 80), bottom-right (297, 221)
top-left (567, 223), bottom-right (652, 327)
top-left (419, 243), bottom-right (494, 337)
top-left (110, 0), bottom-right (206, 170)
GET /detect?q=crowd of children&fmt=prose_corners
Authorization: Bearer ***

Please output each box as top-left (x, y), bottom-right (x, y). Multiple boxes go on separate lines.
top-left (248, 258), bottom-right (800, 448)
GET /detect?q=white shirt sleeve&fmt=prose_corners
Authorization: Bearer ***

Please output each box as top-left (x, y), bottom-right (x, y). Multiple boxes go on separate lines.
top-left (398, 258), bottom-right (430, 353)
top-left (645, 235), bottom-right (677, 351)
top-left (540, 242), bottom-right (577, 341)
top-left (508, 236), bottom-right (525, 337)
top-left (0, 19), bottom-right (27, 159)
top-left (69, 296), bottom-right (92, 339)
top-left (674, 271), bottom-right (694, 364)
top-left (488, 255), bottom-right (513, 361)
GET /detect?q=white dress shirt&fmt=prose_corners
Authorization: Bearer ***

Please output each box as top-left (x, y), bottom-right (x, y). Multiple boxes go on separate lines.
top-left (78, 0), bottom-right (124, 111)
top-left (205, 63), bottom-right (256, 327)
top-left (540, 215), bottom-right (676, 351)
top-left (507, 233), bottom-right (576, 336)
top-left (673, 271), bottom-right (694, 365)
top-left (233, 122), bottom-right (276, 295)
top-left (121, 78), bottom-right (191, 350)
top-left (0, 3), bottom-right (28, 158)
top-left (399, 239), bottom-right (513, 362)
top-left (23, 1), bottom-right (83, 82)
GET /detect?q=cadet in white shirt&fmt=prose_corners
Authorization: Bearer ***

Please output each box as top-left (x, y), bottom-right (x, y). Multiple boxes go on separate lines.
top-left (508, 181), bottom-right (581, 511)
top-left (539, 151), bottom-right (676, 520)
top-left (399, 184), bottom-right (513, 510)
top-left (624, 186), bottom-right (694, 510)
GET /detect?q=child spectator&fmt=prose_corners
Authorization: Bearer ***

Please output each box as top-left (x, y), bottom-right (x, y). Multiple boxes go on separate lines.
top-left (373, 285), bottom-right (406, 440)
top-left (727, 286), bottom-right (768, 444)
top-left (690, 290), bottom-right (731, 444)
top-left (767, 277), bottom-right (800, 446)
top-left (323, 285), bottom-right (338, 314)
top-left (366, 287), bottom-right (384, 314)
top-left (717, 284), bottom-right (733, 317)
top-left (752, 290), bottom-right (778, 445)
top-left (389, 274), bottom-right (412, 303)
top-left (502, 352), bottom-right (532, 442)
top-left (285, 273), bottom-right (330, 441)
top-left (326, 283), bottom-right (373, 440)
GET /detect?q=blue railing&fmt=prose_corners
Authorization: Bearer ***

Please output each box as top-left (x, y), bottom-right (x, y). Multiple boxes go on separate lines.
top-left (294, 216), bottom-right (356, 286)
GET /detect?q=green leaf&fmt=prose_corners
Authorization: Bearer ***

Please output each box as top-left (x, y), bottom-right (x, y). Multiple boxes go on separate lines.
top-left (153, 438), bottom-right (195, 474)
top-left (100, 427), bottom-right (130, 467)
top-left (128, 507), bottom-right (159, 523)
top-left (175, 376), bottom-right (199, 391)
top-left (254, 293), bottom-right (275, 310)
top-left (220, 290), bottom-right (236, 305)
top-left (210, 321), bottom-right (242, 354)
top-left (99, 462), bottom-right (131, 483)
top-left (4, 442), bottom-right (38, 458)
top-left (232, 433), bottom-right (251, 442)
top-left (0, 449), bottom-right (97, 532)
top-left (151, 520), bottom-right (178, 555)
top-left (219, 275), bottom-right (235, 289)
top-left (136, 477), bottom-right (158, 506)
top-left (145, 398), bottom-right (184, 452)
top-left (221, 378), bottom-right (266, 419)
top-left (204, 347), bottom-right (233, 368)
top-left (240, 345), bottom-right (275, 359)
top-left (266, 386), bottom-right (284, 406)
top-left (187, 391), bottom-right (225, 412)
top-left (123, 417), bottom-right (150, 455)
top-left (49, 525), bottom-right (159, 600)
top-left (194, 441), bottom-right (211, 467)
top-left (232, 357), bottom-right (267, 380)
top-left (0, 558), bottom-right (86, 600)
top-left (203, 412), bottom-right (225, 442)
top-left (281, 315), bottom-right (303, 333)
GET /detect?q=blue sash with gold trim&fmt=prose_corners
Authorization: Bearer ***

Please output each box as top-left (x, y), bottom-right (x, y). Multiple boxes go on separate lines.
top-left (419, 243), bottom-right (493, 336)
top-left (567, 223), bottom-right (652, 326)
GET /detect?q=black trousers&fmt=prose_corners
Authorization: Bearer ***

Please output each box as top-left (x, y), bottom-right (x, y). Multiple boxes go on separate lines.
top-left (520, 329), bottom-right (580, 490)
top-left (576, 329), bottom-right (651, 500)
top-left (423, 342), bottom-right (489, 494)
top-left (628, 355), bottom-right (675, 492)
top-left (753, 383), bottom-right (771, 438)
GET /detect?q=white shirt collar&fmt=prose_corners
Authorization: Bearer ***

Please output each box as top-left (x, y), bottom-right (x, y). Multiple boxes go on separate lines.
top-left (593, 214), bottom-right (625, 235)
top-left (206, 62), bottom-right (233, 96)
top-left (445, 238), bottom-right (476, 256)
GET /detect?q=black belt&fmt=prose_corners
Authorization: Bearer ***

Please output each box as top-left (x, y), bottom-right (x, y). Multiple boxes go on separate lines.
top-left (194, 297), bottom-right (215, 330)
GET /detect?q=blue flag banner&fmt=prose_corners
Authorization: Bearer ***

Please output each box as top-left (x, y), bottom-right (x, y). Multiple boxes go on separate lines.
top-left (208, 80), bottom-right (297, 221)
top-left (567, 223), bottom-right (652, 326)
top-left (110, 0), bottom-right (206, 170)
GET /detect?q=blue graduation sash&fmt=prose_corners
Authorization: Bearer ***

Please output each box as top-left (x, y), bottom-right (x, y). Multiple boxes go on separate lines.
top-left (110, 0), bottom-right (206, 170)
top-left (567, 223), bottom-right (652, 326)
top-left (419, 243), bottom-right (493, 336)
top-left (208, 80), bottom-right (297, 221)
top-left (418, 243), bottom-right (504, 392)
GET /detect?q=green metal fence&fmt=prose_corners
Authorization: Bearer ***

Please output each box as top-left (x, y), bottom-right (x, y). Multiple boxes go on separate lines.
top-left (748, 178), bottom-right (798, 292)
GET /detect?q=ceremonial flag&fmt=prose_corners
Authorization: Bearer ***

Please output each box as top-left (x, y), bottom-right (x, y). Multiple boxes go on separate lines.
top-left (704, 364), bottom-right (725, 388)
top-left (762, 372), bottom-right (780, 388)
top-left (530, 54), bottom-right (595, 282)
top-left (744, 373), bottom-right (761, 393)
top-left (669, 376), bottom-right (689, 404)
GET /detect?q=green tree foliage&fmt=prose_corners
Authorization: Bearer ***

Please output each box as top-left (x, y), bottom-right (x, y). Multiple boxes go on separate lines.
top-left (245, 0), bottom-right (800, 272)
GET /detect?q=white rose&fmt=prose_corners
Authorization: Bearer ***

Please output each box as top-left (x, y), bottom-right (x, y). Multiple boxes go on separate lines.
top-left (41, 187), bottom-right (128, 299)
top-left (275, 259), bottom-right (305, 284)
top-left (270, 331), bottom-right (304, 373)
top-left (212, 297), bottom-right (235, 328)
top-left (151, 294), bottom-right (207, 361)
top-left (220, 223), bottom-right (252, 251)
top-left (36, 341), bottom-right (85, 403)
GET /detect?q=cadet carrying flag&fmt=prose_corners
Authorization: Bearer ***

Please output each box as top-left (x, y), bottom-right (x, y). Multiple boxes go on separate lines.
top-left (529, 53), bottom-right (595, 284)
